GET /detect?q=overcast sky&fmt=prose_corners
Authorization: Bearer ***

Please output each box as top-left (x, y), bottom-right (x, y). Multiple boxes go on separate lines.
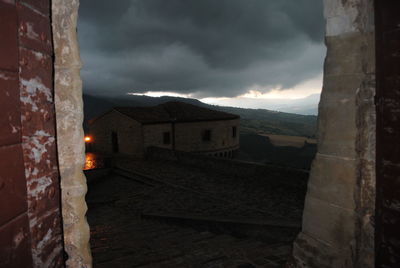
top-left (78, 0), bottom-right (325, 104)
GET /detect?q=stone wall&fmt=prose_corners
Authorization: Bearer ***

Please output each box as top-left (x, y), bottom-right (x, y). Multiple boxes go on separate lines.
top-left (143, 123), bottom-right (173, 150)
top-left (143, 119), bottom-right (240, 155)
top-left (146, 146), bottom-right (309, 181)
top-left (90, 110), bottom-right (143, 156)
top-left (289, 0), bottom-right (375, 267)
top-left (174, 119), bottom-right (240, 153)
top-left (90, 113), bottom-right (240, 156)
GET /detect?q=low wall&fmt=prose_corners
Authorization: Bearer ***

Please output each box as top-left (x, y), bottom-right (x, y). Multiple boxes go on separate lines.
top-left (146, 146), bottom-right (309, 184)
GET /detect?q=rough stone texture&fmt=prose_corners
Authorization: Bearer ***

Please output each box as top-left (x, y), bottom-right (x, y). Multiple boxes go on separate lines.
top-left (143, 123), bottom-right (174, 150)
top-left (174, 119), bottom-right (240, 153)
top-left (52, 0), bottom-right (92, 267)
top-left (86, 163), bottom-right (302, 268)
top-left (289, 0), bottom-right (375, 267)
top-left (90, 110), bottom-right (144, 156)
top-left (324, 0), bottom-right (374, 37)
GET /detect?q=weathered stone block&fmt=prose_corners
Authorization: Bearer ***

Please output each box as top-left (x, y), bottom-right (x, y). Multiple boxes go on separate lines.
top-left (324, 34), bottom-right (371, 77)
top-left (307, 154), bottom-right (357, 210)
top-left (52, 0), bottom-right (81, 67)
top-left (356, 80), bottom-right (376, 163)
top-left (324, 0), bottom-right (374, 36)
top-left (302, 195), bottom-right (356, 249)
top-left (358, 159), bottom-right (376, 210)
top-left (316, 73), bottom-right (372, 158)
top-left (317, 99), bottom-right (357, 158)
top-left (56, 122), bottom-right (85, 168)
top-left (325, 16), bottom-right (357, 37)
top-left (291, 232), bottom-right (352, 268)
top-left (320, 74), bottom-right (362, 102)
top-left (291, 1), bottom-right (376, 268)
top-left (361, 33), bottom-right (376, 75)
top-left (60, 166), bottom-right (88, 189)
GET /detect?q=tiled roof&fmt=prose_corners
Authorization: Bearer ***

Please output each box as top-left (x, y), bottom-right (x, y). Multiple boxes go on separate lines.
top-left (113, 101), bottom-right (239, 124)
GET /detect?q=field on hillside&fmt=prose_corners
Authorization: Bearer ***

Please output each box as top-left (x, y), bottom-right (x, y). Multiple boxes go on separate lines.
top-left (238, 133), bottom-right (317, 170)
top-left (259, 134), bottom-right (316, 148)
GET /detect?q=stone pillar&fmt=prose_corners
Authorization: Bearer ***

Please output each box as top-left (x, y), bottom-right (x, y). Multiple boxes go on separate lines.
top-left (52, 0), bottom-right (92, 267)
top-left (289, 0), bottom-right (375, 267)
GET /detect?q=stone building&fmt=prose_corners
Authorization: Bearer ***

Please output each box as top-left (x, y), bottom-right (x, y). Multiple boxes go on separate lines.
top-left (89, 102), bottom-right (240, 158)
top-left (0, 1), bottom-right (400, 267)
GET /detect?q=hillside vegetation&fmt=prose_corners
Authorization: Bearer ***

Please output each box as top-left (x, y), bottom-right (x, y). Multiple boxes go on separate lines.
top-left (83, 94), bottom-right (317, 137)
top-left (211, 106), bottom-right (317, 137)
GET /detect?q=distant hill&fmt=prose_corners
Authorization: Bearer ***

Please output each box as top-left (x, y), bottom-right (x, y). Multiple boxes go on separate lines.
top-left (272, 94), bottom-right (320, 115)
top-left (211, 93), bottom-right (320, 115)
top-left (83, 94), bottom-right (317, 137)
top-left (209, 105), bottom-right (316, 137)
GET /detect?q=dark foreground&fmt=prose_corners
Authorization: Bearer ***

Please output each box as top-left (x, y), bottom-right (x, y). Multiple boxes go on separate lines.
top-left (86, 158), bottom-right (308, 267)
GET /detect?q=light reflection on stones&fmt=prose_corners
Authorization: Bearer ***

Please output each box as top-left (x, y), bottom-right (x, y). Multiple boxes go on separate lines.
top-left (84, 153), bottom-right (104, 170)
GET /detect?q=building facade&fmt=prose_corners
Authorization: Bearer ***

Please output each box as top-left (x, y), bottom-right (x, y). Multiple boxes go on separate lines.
top-left (89, 102), bottom-right (240, 158)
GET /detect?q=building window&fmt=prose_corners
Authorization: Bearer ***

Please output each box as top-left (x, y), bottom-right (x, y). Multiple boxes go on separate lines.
top-left (232, 126), bottom-right (237, 138)
top-left (111, 131), bottom-right (119, 153)
top-left (163, 131), bottom-right (171, 145)
top-left (202, 129), bottom-right (212, 142)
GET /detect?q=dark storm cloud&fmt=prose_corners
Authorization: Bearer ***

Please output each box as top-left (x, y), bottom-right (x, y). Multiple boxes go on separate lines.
top-left (78, 0), bottom-right (325, 98)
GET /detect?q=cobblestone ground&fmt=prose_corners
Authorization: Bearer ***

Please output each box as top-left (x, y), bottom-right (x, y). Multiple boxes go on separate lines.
top-left (86, 158), bottom-right (308, 267)
top-left (115, 158), bottom-right (307, 222)
top-left (87, 175), bottom-right (293, 267)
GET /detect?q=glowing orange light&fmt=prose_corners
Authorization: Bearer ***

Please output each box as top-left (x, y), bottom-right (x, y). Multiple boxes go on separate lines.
top-left (84, 136), bottom-right (92, 143)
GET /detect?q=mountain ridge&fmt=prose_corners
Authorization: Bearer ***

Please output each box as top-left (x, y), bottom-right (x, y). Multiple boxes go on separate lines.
top-left (83, 94), bottom-right (317, 137)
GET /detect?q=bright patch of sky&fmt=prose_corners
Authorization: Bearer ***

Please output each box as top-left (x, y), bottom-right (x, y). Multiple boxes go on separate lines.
top-left (129, 73), bottom-right (322, 114)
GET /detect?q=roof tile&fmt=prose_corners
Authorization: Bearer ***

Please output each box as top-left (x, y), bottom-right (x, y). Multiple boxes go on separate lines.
top-left (114, 101), bottom-right (239, 124)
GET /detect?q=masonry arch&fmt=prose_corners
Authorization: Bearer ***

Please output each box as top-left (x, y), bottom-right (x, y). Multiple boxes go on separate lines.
top-left (53, 1), bottom-right (399, 267)
top-left (1, 0), bottom-right (397, 267)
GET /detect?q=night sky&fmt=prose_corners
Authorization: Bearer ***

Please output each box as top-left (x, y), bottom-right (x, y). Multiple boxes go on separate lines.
top-left (78, 0), bottom-right (325, 104)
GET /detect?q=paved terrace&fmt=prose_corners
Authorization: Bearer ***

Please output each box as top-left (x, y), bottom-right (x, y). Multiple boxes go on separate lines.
top-left (86, 156), bottom-right (308, 267)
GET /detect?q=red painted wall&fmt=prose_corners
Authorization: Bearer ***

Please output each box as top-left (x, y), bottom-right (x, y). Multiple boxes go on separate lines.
top-left (376, 0), bottom-right (400, 267)
top-left (0, 1), bottom-right (64, 267)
